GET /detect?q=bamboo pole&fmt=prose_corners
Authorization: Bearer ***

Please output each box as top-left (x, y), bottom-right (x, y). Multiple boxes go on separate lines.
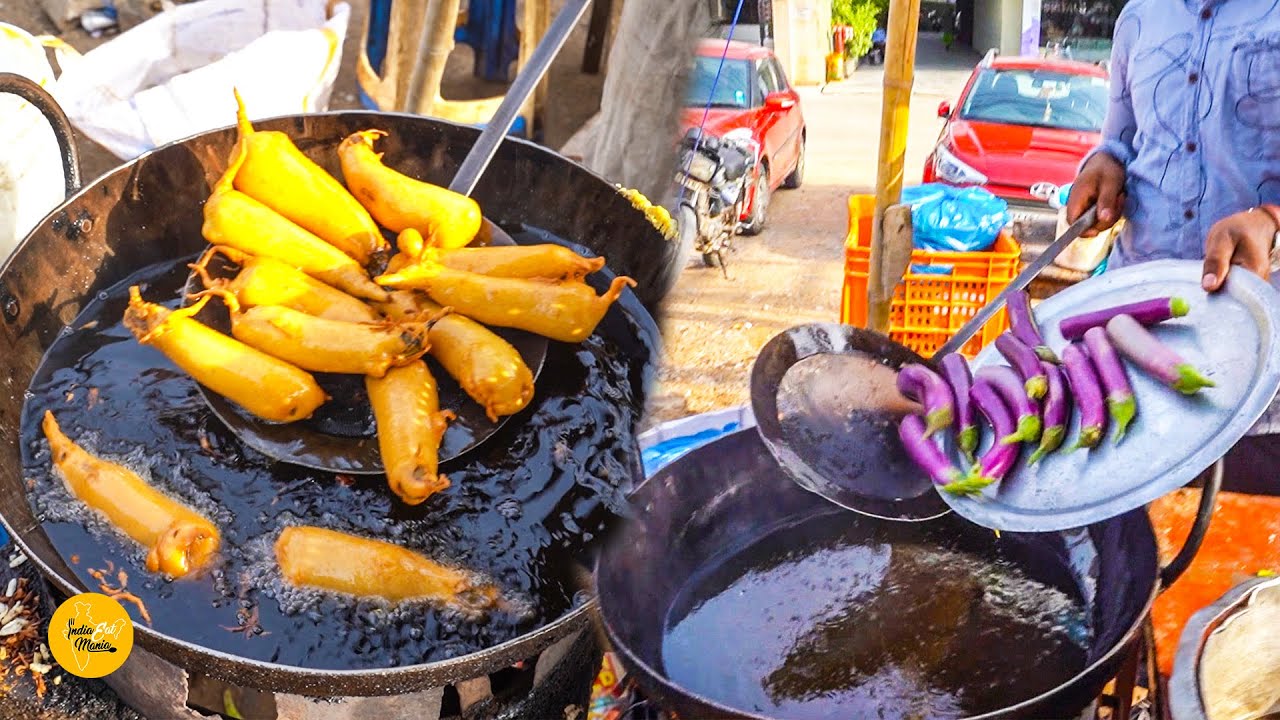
top-left (866, 0), bottom-right (923, 334)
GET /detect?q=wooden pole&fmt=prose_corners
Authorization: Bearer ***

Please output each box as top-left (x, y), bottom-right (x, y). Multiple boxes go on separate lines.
top-left (866, 0), bottom-right (922, 334)
top-left (405, 0), bottom-right (462, 115)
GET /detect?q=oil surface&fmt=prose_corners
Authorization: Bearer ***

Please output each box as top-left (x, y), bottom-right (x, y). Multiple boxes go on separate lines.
top-left (19, 246), bottom-right (651, 671)
top-left (662, 513), bottom-right (1092, 720)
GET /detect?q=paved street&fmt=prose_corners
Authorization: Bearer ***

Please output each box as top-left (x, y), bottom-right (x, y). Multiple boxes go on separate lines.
top-left (648, 35), bottom-right (979, 424)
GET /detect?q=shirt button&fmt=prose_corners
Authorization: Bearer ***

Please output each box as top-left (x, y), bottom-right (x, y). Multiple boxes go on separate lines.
top-left (1185, 209), bottom-right (1195, 220)
top-left (1187, 141), bottom-right (1198, 152)
top-left (1189, 72), bottom-right (1200, 83)
top-left (1201, 7), bottom-right (1212, 18)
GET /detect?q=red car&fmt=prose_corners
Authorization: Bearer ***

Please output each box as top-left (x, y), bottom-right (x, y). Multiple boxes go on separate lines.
top-left (924, 54), bottom-right (1109, 207)
top-left (680, 39), bottom-right (806, 234)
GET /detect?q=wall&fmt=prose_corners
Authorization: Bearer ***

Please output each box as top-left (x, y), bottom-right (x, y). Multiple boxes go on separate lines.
top-left (971, 0), bottom-right (1023, 55)
top-left (999, 0), bottom-right (1023, 54)
top-left (772, 0), bottom-right (831, 86)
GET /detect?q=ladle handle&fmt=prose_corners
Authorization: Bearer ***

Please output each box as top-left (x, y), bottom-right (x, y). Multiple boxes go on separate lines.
top-left (0, 72), bottom-right (82, 199)
top-left (1159, 458), bottom-right (1222, 589)
top-left (935, 205), bottom-right (1099, 358)
top-left (447, 0), bottom-right (593, 197)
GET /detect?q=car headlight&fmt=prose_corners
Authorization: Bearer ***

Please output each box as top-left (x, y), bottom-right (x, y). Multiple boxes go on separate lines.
top-left (933, 145), bottom-right (988, 186)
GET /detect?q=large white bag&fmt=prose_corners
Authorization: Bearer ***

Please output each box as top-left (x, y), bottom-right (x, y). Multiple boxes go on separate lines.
top-left (52, 0), bottom-right (350, 161)
top-left (0, 22), bottom-right (65, 262)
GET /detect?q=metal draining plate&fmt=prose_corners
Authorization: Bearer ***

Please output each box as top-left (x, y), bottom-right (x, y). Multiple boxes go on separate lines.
top-left (939, 259), bottom-right (1280, 532)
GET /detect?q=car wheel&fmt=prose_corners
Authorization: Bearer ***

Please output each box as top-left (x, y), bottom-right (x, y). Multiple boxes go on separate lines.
top-left (783, 137), bottom-right (805, 189)
top-left (741, 169), bottom-right (770, 236)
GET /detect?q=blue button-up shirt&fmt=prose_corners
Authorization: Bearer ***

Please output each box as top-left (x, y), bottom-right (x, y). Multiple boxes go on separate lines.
top-left (1098, 0), bottom-right (1280, 268)
top-left (1097, 0), bottom-right (1280, 434)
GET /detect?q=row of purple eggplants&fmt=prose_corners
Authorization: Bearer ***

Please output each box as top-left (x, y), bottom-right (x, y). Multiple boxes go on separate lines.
top-left (897, 291), bottom-right (1215, 497)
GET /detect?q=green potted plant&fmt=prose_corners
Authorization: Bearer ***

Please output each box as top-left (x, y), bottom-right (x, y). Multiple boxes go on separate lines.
top-left (832, 0), bottom-right (883, 73)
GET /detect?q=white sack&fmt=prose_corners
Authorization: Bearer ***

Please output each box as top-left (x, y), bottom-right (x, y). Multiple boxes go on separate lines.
top-left (0, 22), bottom-right (65, 261)
top-left (53, 0), bottom-right (350, 160)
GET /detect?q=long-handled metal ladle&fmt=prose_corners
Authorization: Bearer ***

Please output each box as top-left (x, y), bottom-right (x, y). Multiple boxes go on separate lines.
top-left (192, 0), bottom-right (595, 474)
top-left (749, 206), bottom-right (1099, 520)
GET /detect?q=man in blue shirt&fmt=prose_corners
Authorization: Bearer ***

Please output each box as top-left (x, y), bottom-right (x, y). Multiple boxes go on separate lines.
top-left (1066, 0), bottom-right (1278, 292)
top-left (1065, 0), bottom-right (1280, 488)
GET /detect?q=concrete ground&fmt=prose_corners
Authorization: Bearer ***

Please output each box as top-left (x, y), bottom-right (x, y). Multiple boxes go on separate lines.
top-left (648, 34), bottom-right (980, 424)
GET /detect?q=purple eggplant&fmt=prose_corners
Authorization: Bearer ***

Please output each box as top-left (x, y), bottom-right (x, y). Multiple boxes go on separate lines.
top-left (896, 363), bottom-right (955, 437)
top-left (939, 353), bottom-right (979, 461)
top-left (962, 375), bottom-right (1020, 492)
top-left (1059, 296), bottom-right (1191, 341)
top-left (1061, 342), bottom-right (1106, 450)
top-left (1028, 361), bottom-right (1069, 464)
top-left (996, 332), bottom-right (1049, 400)
top-left (1008, 290), bottom-right (1059, 363)
top-left (1105, 314), bottom-right (1215, 395)
top-left (898, 414), bottom-right (968, 492)
top-left (1083, 326), bottom-right (1137, 443)
top-left (974, 365), bottom-right (1042, 444)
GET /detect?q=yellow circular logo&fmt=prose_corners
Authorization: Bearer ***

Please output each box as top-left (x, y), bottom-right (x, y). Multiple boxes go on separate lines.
top-left (47, 593), bottom-right (134, 678)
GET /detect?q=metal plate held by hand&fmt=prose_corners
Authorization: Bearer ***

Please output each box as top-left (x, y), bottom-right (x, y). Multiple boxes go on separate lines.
top-left (939, 260), bottom-right (1280, 532)
top-left (750, 323), bottom-right (951, 521)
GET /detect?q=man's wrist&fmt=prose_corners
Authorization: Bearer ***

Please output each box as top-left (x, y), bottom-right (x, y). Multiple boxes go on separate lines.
top-left (1256, 204), bottom-right (1280, 251)
top-left (1081, 140), bottom-right (1134, 173)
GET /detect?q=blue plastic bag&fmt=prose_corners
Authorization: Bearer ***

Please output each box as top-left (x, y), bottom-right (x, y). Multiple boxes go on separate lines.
top-left (899, 183), bottom-right (1010, 253)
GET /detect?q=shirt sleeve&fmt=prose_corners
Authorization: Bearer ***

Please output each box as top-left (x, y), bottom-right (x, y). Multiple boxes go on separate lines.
top-left (1082, 11), bottom-right (1138, 169)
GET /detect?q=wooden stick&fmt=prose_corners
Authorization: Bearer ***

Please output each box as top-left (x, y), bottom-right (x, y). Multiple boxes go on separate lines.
top-left (867, 0), bottom-right (922, 333)
top-left (870, 204), bottom-right (914, 327)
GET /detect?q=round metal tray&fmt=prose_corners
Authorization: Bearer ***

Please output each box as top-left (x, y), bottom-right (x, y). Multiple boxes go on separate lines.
top-left (938, 259), bottom-right (1280, 532)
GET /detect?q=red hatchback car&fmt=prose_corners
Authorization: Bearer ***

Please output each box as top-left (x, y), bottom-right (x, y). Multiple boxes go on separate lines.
top-left (924, 54), bottom-right (1109, 207)
top-left (680, 39), bottom-right (806, 234)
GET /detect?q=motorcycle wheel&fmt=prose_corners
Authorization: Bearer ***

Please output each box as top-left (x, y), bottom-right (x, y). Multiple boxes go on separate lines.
top-left (675, 203), bottom-right (699, 270)
top-left (741, 169), bottom-right (770, 236)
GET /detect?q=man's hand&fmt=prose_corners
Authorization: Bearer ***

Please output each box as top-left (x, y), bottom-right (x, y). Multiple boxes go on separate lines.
top-left (1202, 209), bottom-right (1277, 292)
top-left (1066, 153), bottom-right (1126, 238)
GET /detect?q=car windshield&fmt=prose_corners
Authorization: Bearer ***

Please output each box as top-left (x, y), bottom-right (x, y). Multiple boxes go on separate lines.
top-left (960, 68), bottom-right (1108, 132)
top-left (685, 57), bottom-right (753, 109)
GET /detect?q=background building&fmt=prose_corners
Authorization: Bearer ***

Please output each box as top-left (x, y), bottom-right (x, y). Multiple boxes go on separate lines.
top-left (967, 0), bottom-right (1124, 60)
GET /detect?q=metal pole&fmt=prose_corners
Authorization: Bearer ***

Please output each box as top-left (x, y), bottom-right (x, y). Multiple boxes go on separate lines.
top-left (449, 0), bottom-right (592, 196)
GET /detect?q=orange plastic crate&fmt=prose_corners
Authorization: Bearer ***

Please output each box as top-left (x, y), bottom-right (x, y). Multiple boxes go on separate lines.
top-left (840, 194), bottom-right (1022, 359)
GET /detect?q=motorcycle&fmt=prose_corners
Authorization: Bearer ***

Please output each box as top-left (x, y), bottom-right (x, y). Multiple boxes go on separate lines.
top-left (670, 127), bottom-right (759, 275)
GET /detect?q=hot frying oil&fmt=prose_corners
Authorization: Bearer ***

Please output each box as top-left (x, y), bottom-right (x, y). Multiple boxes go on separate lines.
top-left (662, 513), bottom-right (1091, 720)
top-left (20, 246), bottom-right (649, 671)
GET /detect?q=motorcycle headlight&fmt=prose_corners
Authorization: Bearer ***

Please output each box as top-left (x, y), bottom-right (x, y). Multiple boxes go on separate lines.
top-left (687, 150), bottom-right (719, 184)
top-left (933, 145), bottom-right (988, 186)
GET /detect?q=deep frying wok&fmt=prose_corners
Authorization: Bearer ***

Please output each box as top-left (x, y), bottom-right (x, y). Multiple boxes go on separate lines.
top-left (0, 73), bottom-right (673, 697)
top-left (596, 429), bottom-right (1219, 719)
